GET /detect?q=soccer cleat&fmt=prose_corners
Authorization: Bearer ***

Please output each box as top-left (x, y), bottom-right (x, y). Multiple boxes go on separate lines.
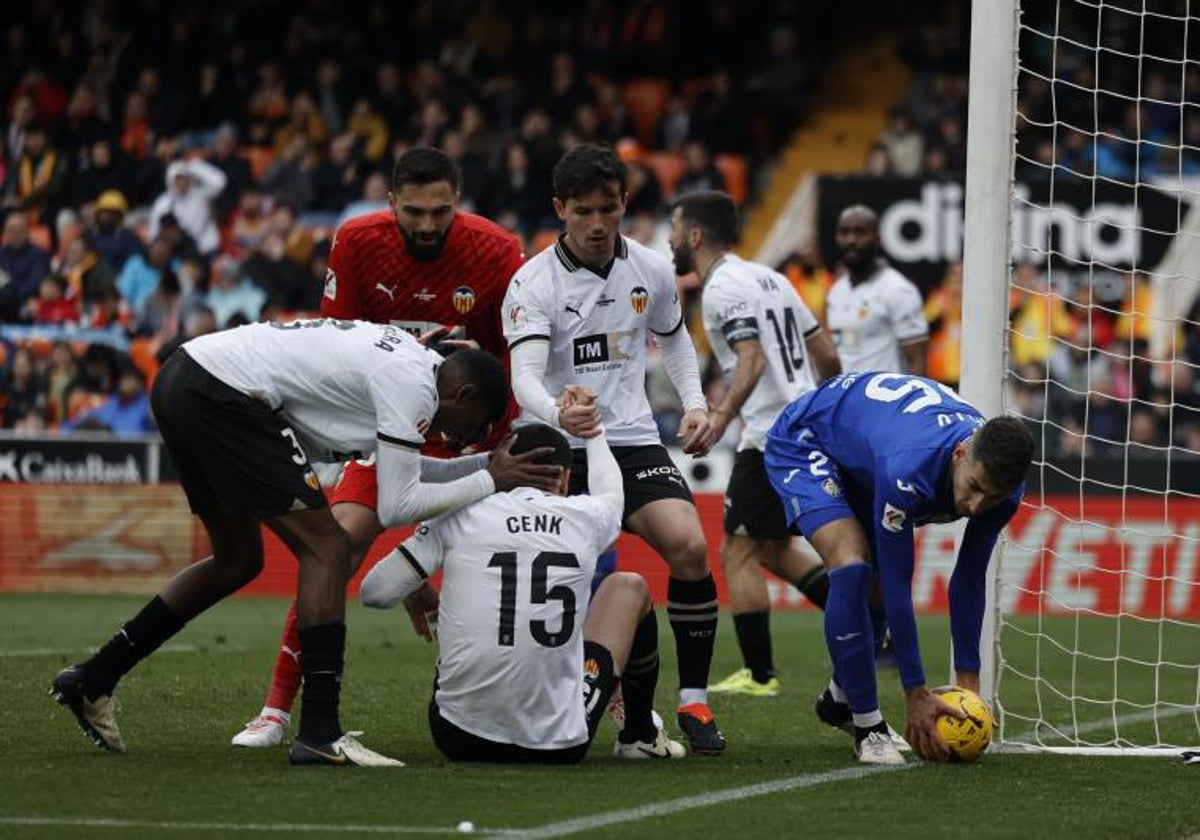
top-left (289, 731), bottom-right (404, 767)
top-left (50, 666), bottom-right (126, 754)
top-left (708, 667), bottom-right (780, 697)
top-left (815, 688), bottom-right (911, 752)
top-left (613, 726), bottom-right (687, 759)
top-left (675, 703), bottom-right (726, 756)
top-left (231, 714), bottom-right (288, 748)
top-left (855, 730), bottom-right (907, 766)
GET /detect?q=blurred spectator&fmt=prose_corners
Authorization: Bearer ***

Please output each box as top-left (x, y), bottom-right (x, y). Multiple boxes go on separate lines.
top-left (778, 244), bottom-right (833, 322)
top-left (311, 134), bottom-right (363, 215)
top-left (155, 212), bottom-right (202, 263)
top-left (85, 189), bottom-right (141, 272)
top-left (56, 236), bottom-right (118, 319)
top-left (134, 134), bottom-right (181, 206)
top-left (273, 93), bottom-right (329, 158)
top-left (228, 190), bottom-right (272, 253)
top-left (624, 159), bottom-right (664, 220)
top-left (260, 134), bottom-right (315, 212)
top-left (2, 345), bottom-right (48, 426)
top-left (24, 273), bottom-right (79, 325)
top-left (346, 98), bottom-right (389, 164)
top-left (0, 211), bottom-right (51, 322)
top-left (119, 90), bottom-right (152, 161)
top-left (148, 157), bottom-right (227, 256)
top-left (924, 260), bottom-right (963, 386)
top-left (675, 141), bottom-right (725, 197)
top-left (337, 171), bottom-right (389, 227)
top-left (657, 93), bottom-right (692, 152)
top-left (61, 363), bottom-right (153, 436)
top-left (242, 231), bottom-right (317, 313)
top-left (443, 130), bottom-right (491, 214)
top-left (208, 124), bottom-right (253, 221)
top-left (878, 106), bottom-right (924, 176)
top-left (71, 139), bottom-right (137, 208)
top-left (134, 258), bottom-right (207, 345)
top-left (6, 123), bottom-right (68, 221)
top-left (1009, 261), bottom-right (1071, 368)
top-left (206, 255), bottom-right (265, 328)
top-left (186, 61), bottom-right (238, 144)
top-left (488, 141), bottom-right (548, 238)
top-left (54, 83), bottom-right (110, 162)
top-left (6, 93), bottom-right (36, 165)
top-left (313, 59), bottom-right (348, 136)
top-left (155, 304), bottom-right (218, 364)
top-left (117, 235), bottom-right (175, 313)
top-left (865, 142), bottom-right (894, 176)
top-left (44, 339), bottom-right (78, 423)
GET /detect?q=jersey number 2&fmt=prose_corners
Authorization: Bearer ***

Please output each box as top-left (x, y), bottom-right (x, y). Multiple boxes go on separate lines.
top-left (488, 551), bottom-right (580, 648)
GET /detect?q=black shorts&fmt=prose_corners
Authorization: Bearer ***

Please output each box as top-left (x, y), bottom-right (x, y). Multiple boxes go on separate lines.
top-left (568, 444), bottom-right (694, 526)
top-left (428, 642), bottom-right (615, 764)
top-left (151, 349), bottom-right (327, 518)
top-left (724, 448), bottom-right (789, 540)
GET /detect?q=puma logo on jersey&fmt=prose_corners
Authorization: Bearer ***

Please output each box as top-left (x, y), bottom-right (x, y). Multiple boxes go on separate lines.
top-left (375, 282), bottom-right (397, 301)
top-left (564, 303), bottom-right (583, 319)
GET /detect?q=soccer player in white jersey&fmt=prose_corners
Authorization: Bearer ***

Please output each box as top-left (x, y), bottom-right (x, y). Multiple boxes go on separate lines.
top-left (50, 319), bottom-right (560, 767)
top-left (361, 416), bottom-right (685, 761)
top-left (501, 144), bottom-right (725, 755)
top-left (826, 205), bottom-right (928, 375)
top-left (668, 191), bottom-right (841, 698)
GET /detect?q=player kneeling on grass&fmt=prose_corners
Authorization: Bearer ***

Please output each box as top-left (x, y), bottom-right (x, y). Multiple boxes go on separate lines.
top-left (50, 318), bottom-right (560, 767)
top-left (361, 411), bottom-right (684, 762)
top-left (763, 372), bottom-right (1033, 765)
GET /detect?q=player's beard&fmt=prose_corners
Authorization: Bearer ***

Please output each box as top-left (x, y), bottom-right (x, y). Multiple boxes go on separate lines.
top-left (401, 228), bottom-right (450, 262)
top-left (840, 244), bottom-right (878, 273)
top-left (672, 242), bottom-right (695, 277)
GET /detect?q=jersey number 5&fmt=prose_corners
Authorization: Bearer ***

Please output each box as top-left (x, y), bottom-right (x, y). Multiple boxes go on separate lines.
top-left (488, 551), bottom-right (580, 648)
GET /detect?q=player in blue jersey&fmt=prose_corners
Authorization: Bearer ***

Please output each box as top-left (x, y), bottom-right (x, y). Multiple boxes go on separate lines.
top-left (764, 372), bottom-right (1034, 764)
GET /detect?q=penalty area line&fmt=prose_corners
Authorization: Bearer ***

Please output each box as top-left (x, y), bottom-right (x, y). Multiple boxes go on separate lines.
top-left (0, 816), bottom-right (480, 835)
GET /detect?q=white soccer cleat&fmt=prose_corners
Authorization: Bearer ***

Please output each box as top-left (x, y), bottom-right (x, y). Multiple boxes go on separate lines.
top-left (289, 731), bottom-right (404, 767)
top-left (231, 714), bottom-right (288, 748)
top-left (887, 723), bottom-right (911, 753)
top-left (854, 731), bottom-right (907, 766)
top-left (613, 726), bottom-right (687, 759)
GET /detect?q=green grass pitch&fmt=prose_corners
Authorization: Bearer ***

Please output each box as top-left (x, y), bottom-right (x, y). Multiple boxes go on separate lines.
top-left (2, 593), bottom-right (1198, 838)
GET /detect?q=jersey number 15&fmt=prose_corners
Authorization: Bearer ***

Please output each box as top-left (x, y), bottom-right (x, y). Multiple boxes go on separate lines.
top-left (488, 551), bottom-right (580, 649)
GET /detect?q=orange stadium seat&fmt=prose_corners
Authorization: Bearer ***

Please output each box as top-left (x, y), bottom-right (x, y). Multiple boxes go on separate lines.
top-left (644, 151), bottom-right (686, 198)
top-left (715, 154), bottom-right (748, 205)
top-left (622, 78), bottom-right (671, 147)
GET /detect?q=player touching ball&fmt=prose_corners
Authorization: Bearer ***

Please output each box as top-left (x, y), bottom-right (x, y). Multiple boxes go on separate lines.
top-left (931, 686), bottom-right (993, 763)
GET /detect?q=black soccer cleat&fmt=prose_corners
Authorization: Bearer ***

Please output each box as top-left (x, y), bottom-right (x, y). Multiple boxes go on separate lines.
top-left (50, 666), bottom-right (126, 753)
top-left (815, 688), bottom-right (855, 735)
top-left (676, 703), bottom-right (726, 756)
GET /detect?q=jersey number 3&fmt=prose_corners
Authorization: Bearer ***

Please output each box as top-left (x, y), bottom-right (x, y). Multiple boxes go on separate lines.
top-left (488, 551), bottom-right (580, 648)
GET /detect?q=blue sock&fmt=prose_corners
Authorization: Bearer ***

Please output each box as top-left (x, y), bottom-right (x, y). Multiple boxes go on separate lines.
top-left (824, 564), bottom-right (877, 714)
top-left (591, 548), bottom-right (618, 595)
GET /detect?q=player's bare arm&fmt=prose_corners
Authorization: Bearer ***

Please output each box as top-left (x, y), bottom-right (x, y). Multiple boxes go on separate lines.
top-left (699, 338), bottom-right (765, 453)
top-left (805, 328), bottom-right (842, 382)
top-left (900, 337), bottom-right (928, 376)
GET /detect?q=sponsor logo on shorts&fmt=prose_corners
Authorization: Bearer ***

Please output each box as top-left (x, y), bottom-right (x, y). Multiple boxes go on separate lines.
top-left (822, 478), bottom-right (841, 498)
top-left (881, 502), bottom-right (907, 533)
top-left (634, 464), bottom-right (685, 488)
top-left (452, 285), bottom-right (476, 314)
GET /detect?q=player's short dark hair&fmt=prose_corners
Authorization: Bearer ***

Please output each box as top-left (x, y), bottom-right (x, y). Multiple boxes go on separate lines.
top-left (392, 147), bottom-right (460, 192)
top-left (443, 349), bottom-right (509, 423)
top-left (510, 423), bottom-right (571, 469)
top-left (672, 190), bottom-right (739, 248)
top-left (974, 416), bottom-right (1035, 492)
top-left (552, 143), bottom-right (626, 200)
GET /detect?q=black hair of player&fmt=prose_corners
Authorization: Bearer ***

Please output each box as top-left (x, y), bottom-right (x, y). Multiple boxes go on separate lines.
top-left (672, 190), bottom-right (739, 248)
top-left (392, 146), bottom-right (461, 192)
top-left (974, 416), bottom-right (1035, 492)
top-left (441, 348), bottom-right (509, 423)
top-left (510, 423), bottom-right (572, 469)
top-left (552, 143), bottom-right (626, 200)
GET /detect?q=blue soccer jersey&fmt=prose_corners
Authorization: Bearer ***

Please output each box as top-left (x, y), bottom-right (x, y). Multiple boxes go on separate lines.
top-left (764, 371), bottom-right (1022, 689)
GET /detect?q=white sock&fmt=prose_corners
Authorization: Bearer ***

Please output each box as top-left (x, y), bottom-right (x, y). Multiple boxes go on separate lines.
top-left (852, 709), bottom-right (884, 729)
top-left (679, 688), bottom-right (707, 707)
top-left (260, 706), bottom-right (291, 724)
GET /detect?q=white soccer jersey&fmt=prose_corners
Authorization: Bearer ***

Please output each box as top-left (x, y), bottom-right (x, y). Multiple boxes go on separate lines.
top-left (825, 264), bottom-right (928, 372)
top-left (401, 487), bottom-right (622, 749)
top-left (702, 254), bottom-right (821, 451)
top-left (183, 318), bottom-right (438, 463)
top-left (503, 236), bottom-right (683, 447)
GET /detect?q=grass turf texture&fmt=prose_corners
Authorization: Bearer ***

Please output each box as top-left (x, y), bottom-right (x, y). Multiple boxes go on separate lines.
top-left (2, 593), bottom-right (1197, 838)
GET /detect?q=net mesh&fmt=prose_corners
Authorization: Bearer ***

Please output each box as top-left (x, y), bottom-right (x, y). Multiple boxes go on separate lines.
top-left (998, 0), bottom-right (1200, 751)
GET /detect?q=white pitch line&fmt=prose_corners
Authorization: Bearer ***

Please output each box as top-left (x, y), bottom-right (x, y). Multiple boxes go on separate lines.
top-left (0, 817), bottom-right (476, 835)
top-left (0, 643), bottom-right (207, 658)
top-left (508, 764), bottom-right (913, 839)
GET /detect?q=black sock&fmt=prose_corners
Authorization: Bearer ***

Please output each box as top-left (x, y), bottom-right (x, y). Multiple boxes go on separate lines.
top-left (732, 610), bottom-right (775, 683)
top-left (667, 575), bottom-right (718, 693)
top-left (82, 596), bottom-right (185, 699)
top-left (620, 611), bottom-right (660, 743)
top-left (794, 565), bottom-right (829, 610)
top-left (855, 721), bottom-right (890, 741)
top-left (297, 622), bottom-right (345, 744)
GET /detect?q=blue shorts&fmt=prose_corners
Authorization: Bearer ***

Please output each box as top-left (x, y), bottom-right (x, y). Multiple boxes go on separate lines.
top-left (764, 424), bottom-right (861, 541)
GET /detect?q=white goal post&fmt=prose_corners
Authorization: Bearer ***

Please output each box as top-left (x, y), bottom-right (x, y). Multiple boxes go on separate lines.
top-left (962, 0), bottom-right (1199, 756)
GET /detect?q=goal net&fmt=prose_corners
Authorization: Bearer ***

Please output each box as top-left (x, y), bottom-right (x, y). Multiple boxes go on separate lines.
top-left (966, 0), bottom-right (1200, 755)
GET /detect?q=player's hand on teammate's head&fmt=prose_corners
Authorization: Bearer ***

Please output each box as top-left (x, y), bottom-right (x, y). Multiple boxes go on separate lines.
top-left (487, 433), bottom-right (564, 492)
top-left (678, 407), bottom-right (714, 457)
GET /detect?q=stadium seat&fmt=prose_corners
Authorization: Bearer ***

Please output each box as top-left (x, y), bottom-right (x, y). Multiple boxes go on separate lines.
top-left (644, 152), bottom-right (686, 198)
top-left (715, 154), bottom-right (748, 205)
top-left (622, 78), bottom-right (672, 147)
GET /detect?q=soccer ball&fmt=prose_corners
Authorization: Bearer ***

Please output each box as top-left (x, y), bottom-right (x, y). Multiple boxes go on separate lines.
top-left (932, 686), bottom-right (993, 763)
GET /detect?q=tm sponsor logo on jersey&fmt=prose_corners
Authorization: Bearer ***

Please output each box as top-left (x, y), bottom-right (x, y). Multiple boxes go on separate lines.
top-left (572, 331), bottom-right (634, 370)
top-left (881, 502), bottom-right (907, 533)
